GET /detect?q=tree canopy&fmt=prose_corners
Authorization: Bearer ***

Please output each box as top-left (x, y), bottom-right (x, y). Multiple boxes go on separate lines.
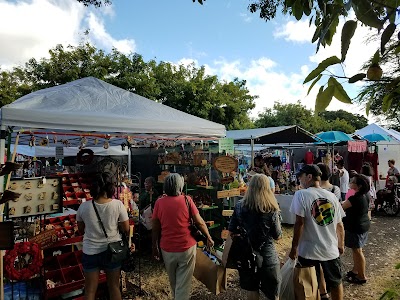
top-left (0, 43), bottom-right (255, 130)
top-left (254, 102), bottom-right (362, 134)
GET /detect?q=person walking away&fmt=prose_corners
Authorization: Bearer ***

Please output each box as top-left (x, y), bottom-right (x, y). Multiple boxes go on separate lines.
top-left (152, 173), bottom-right (214, 300)
top-left (77, 172), bottom-right (130, 300)
top-left (229, 174), bottom-right (282, 300)
top-left (342, 174), bottom-right (371, 284)
top-left (318, 163), bottom-right (341, 201)
top-left (289, 165), bottom-right (345, 300)
top-left (337, 160), bottom-right (349, 202)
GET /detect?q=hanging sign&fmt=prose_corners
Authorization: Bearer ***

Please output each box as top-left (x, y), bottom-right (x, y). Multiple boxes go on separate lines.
top-left (55, 146), bottom-right (64, 159)
top-left (213, 156), bottom-right (238, 173)
top-left (217, 188), bottom-right (240, 198)
top-left (218, 138), bottom-right (234, 154)
top-left (29, 229), bottom-right (57, 249)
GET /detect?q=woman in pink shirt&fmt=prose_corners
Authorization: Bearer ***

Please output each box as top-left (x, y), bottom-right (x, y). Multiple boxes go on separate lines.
top-left (152, 173), bottom-right (214, 300)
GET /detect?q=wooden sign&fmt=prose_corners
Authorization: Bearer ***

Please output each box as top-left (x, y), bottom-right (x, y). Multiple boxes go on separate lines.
top-left (213, 156), bottom-right (238, 173)
top-left (217, 188), bottom-right (241, 198)
top-left (220, 176), bottom-right (234, 184)
top-left (29, 229), bottom-right (57, 249)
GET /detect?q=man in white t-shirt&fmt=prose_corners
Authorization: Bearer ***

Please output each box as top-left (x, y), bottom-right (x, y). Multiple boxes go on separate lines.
top-left (337, 160), bottom-right (349, 201)
top-left (289, 164), bottom-right (345, 300)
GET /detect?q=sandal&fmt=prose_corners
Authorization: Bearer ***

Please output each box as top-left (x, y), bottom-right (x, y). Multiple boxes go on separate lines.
top-left (346, 276), bottom-right (367, 284)
top-left (346, 271), bottom-right (357, 278)
top-left (320, 293), bottom-right (330, 299)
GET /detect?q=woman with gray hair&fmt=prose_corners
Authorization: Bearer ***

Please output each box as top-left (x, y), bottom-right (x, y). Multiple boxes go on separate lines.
top-left (152, 173), bottom-right (214, 299)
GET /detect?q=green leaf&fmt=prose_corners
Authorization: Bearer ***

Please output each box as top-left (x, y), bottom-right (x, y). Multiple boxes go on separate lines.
top-left (352, 0), bottom-right (383, 30)
top-left (307, 74), bottom-right (322, 95)
top-left (328, 77), bottom-right (352, 104)
top-left (395, 46), bottom-right (400, 54)
top-left (312, 26), bottom-right (322, 43)
top-left (303, 56), bottom-right (341, 84)
top-left (381, 23), bottom-right (397, 55)
top-left (341, 20), bottom-right (357, 62)
top-left (395, 263), bottom-right (400, 269)
top-left (315, 85), bottom-right (334, 113)
top-left (371, 51), bottom-right (380, 64)
top-left (382, 93), bottom-right (394, 112)
top-left (293, 0), bottom-right (303, 20)
top-left (348, 73), bottom-right (366, 83)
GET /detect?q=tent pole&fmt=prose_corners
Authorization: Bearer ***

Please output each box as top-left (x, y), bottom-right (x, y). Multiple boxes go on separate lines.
top-left (251, 137), bottom-right (254, 168)
top-left (128, 148), bottom-right (132, 179)
top-left (0, 125), bottom-right (6, 300)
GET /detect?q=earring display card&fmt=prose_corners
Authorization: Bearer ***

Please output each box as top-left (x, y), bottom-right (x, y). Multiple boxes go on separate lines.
top-left (0, 221), bottom-right (14, 249)
top-left (7, 177), bottom-right (62, 218)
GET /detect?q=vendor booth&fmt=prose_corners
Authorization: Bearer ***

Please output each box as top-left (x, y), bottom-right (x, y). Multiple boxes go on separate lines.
top-left (226, 126), bottom-right (321, 224)
top-left (0, 77), bottom-right (226, 299)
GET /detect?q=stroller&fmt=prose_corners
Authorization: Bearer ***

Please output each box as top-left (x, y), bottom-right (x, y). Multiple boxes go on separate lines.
top-left (376, 176), bottom-right (400, 216)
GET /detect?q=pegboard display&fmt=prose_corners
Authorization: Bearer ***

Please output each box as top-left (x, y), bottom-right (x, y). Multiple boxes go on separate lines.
top-left (7, 177), bottom-right (62, 218)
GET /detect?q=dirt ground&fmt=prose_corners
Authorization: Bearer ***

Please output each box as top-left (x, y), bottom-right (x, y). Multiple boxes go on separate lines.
top-left (125, 213), bottom-right (400, 300)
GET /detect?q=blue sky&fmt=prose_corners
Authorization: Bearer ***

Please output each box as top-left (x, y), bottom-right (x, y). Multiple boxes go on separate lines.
top-left (0, 0), bottom-right (378, 119)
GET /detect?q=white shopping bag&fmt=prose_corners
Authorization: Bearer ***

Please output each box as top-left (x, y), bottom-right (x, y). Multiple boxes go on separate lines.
top-left (141, 205), bottom-right (153, 230)
top-left (280, 258), bottom-right (296, 300)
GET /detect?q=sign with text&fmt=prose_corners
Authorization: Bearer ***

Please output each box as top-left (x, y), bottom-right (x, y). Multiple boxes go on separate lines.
top-left (217, 188), bottom-right (240, 198)
top-left (213, 156), bottom-right (238, 173)
top-left (218, 138), bottom-right (234, 154)
top-left (29, 229), bottom-right (57, 249)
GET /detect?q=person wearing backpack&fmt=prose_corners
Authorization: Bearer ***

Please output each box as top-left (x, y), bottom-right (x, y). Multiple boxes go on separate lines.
top-left (229, 174), bottom-right (282, 300)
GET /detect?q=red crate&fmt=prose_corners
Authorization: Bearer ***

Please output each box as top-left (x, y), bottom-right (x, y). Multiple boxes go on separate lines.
top-left (58, 252), bottom-right (79, 268)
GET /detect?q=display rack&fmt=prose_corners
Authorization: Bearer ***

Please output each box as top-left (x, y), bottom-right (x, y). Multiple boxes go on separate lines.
top-left (61, 173), bottom-right (93, 206)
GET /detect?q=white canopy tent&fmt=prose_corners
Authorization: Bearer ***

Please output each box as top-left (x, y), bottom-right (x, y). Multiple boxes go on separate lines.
top-left (0, 77), bottom-right (225, 138)
top-left (0, 77), bottom-right (226, 299)
top-left (355, 123), bottom-right (400, 177)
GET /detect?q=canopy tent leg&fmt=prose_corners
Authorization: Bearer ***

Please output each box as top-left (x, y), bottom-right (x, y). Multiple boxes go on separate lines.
top-left (0, 125), bottom-right (5, 300)
top-left (250, 137), bottom-right (254, 168)
top-left (128, 148), bottom-right (132, 179)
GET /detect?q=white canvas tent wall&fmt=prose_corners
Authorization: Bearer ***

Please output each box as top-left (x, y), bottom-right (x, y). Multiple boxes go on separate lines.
top-left (355, 123), bottom-right (400, 177)
top-left (10, 145), bottom-right (129, 157)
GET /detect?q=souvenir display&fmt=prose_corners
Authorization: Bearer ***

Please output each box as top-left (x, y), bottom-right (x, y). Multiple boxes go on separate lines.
top-left (7, 177), bottom-right (62, 218)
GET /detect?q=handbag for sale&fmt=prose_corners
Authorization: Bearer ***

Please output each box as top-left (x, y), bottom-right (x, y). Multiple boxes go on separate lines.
top-left (92, 200), bottom-right (129, 264)
top-left (184, 195), bottom-right (204, 242)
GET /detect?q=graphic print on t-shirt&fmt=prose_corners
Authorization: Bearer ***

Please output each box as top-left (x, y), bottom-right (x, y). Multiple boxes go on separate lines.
top-left (311, 198), bottom-right (335, 226)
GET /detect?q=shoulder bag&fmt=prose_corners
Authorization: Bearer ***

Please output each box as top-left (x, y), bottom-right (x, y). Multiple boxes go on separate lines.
top-left (184, 195), bottom-right (204, 242)
top-left (92, 200), bottom-right (129, 264)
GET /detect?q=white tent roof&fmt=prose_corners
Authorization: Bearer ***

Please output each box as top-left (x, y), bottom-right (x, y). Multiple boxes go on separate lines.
top-left (355, 123), bottom-right (400, 142)
top-left (0, 77), bottom-right (225, 138)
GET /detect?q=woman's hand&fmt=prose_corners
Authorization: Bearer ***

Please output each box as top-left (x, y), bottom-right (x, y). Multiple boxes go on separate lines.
top-left (152, 244), bottom-right (160, 261)
top-left (206, 236), bottom-right (214, 248)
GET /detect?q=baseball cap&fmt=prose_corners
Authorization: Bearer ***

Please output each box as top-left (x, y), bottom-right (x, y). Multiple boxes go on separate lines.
top-left (296, 164), bottom-right (322, 177)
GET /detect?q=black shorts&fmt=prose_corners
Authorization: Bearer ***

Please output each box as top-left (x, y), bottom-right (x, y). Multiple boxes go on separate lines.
top-left (239, 263), bottom-right (281, 299)
top-left (345, 230), bottom-right (368, 248)
top-left (298, 256), bottom-right (343, 291)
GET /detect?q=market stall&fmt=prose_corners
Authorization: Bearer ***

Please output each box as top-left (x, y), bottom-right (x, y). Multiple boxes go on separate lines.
top-left (0, 76), bottom-right (226, 299)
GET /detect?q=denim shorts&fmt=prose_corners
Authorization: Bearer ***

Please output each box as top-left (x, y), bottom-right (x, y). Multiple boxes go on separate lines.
top-left (82, 250), bottom-right (121, 273)
top-left (345, 230), bottom-right (368, 249)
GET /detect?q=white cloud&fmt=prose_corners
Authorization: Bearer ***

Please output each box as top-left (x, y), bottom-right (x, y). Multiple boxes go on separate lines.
top-left (86, 12), bottom-right (135, 54)
top-left (239, 13), bottom-right (252, 23)
top-left (177, 55), bottom-right (366, 120)
top-left (274, 19), bottom-right (315, 43)
top-left (0, 0), bottom-right (84, 68)
top-left (0, 0), bottom-right (135, 69)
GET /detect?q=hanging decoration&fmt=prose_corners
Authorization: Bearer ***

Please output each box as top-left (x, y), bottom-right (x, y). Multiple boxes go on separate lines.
top-left (4, 242), bottom-right (42, 281)
top-left (77, 149), bottom-right (94, 165)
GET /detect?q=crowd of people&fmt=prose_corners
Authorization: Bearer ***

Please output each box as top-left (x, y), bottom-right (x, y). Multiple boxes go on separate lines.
top-left (74, 156), bottom-right (399, 300)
